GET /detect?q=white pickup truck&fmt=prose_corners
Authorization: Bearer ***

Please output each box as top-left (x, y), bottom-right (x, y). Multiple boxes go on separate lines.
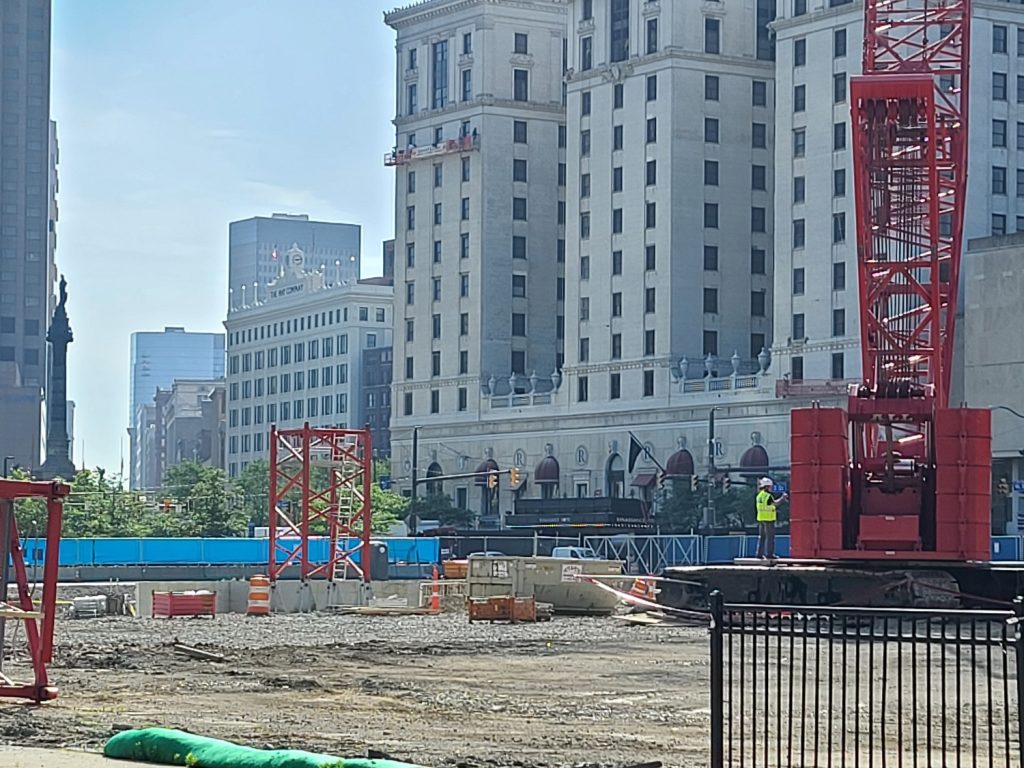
top-left (550, 546), bottom-right (600, 560)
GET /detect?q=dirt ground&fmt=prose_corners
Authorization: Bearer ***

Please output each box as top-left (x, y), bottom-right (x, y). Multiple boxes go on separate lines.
top-left (0, 612), bottom-right (712, 768)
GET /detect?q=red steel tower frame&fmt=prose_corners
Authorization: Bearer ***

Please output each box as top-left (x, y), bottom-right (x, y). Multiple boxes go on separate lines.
top-left (791, 0), bottom-right (990, 561)
top-left (268, 424), bottom-right (373, 583)
top-left (0, 479), bottom-right (68, 703)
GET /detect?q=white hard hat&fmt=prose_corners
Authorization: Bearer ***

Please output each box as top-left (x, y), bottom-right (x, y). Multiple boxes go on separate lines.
top-left (758, 477), bottom-right (773, 489)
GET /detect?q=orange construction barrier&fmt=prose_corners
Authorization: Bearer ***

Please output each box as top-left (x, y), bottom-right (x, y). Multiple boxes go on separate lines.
top-left (628, 577), bottom-right (658, 602)
top-left (429, 565), bottom-right (441, 613)
top-left (246, 574), bottom-right (271, 616)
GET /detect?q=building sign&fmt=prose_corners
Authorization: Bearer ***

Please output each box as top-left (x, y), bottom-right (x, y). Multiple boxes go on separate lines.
top-left (561, 563), bottom-right (583, 582)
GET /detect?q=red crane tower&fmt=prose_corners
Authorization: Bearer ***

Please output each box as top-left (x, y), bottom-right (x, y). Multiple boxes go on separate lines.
top-left (790, 0), bottom-right (991, 561)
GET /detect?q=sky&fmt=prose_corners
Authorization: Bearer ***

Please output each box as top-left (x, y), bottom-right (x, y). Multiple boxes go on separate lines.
top-left (51, 0), bottom-right (398, 475)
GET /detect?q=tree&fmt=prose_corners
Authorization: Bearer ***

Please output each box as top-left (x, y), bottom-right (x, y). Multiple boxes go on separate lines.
top-left (164, 461), bottom-right (246, 537)
top-left (233, 459), bottom-right (270, 527)
top-left (412, 492), bottom-right (474, 528)
top-left (369, 484), bottom-right (407, 534)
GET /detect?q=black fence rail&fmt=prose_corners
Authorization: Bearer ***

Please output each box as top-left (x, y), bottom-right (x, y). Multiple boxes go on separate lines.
top-left (710, 593), bottom-right (1024, 768)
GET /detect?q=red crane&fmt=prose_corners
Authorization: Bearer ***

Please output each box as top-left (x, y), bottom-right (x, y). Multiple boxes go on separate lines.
top-left (790, 0), bottom-right (991, 562)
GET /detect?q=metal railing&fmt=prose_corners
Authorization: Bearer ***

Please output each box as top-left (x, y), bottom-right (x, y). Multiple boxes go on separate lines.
top-left (710, 593), bottom-right (1024, 768)
top-left (584, 534), bottom-right (701, 573)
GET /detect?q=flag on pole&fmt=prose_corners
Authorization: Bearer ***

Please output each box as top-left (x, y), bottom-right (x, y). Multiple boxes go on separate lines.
top-left (628, 434), bottom-right (644, 473)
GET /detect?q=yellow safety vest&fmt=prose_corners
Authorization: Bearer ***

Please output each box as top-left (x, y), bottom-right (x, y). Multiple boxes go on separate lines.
top-left (756, 489), bottom-right (776, 522)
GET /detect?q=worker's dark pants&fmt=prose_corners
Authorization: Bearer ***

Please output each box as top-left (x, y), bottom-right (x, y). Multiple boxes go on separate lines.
top-left (757, 521), bottom-right (776, 559)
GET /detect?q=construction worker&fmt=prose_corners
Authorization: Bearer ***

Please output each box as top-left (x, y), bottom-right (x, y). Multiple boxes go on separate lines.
top-left (755, 477), bottom-right (787, 560)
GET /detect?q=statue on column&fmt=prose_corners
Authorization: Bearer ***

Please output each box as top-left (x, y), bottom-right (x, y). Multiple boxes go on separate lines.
top-left (38, 275), bottom-right (76, 480)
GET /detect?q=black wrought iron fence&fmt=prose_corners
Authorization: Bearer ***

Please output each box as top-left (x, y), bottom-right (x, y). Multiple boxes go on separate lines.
top-left (710, 593), bottom-right (1024, 768)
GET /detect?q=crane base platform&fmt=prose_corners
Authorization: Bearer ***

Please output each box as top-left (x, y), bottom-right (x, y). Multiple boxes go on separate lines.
top-left (661, 558), bottom-right (1024, 611)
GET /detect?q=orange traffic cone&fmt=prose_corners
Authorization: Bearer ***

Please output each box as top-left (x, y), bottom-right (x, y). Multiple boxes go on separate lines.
top-left (429, 565), bottom-right (441, 613)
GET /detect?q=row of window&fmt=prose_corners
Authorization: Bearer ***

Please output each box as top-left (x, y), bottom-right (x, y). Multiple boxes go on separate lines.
top-left (229, 306), bottom-right (385, 347)
top-left (577, 369), bottom-right (659, 403)
top-left (792, 263), bottom-right (847, 296)
top-left (0, 316), bottom-right (40, 335)
top-left (228, 335), bottom-right (365, 374)
top-left (578, 15), bottom-right (726, 72)
top-left (791, 213), bottom-right (847, 249)
top-left (788, 352), bottom-right (847, 382)
top-left (228, 364), bottom-right (350, 402)
top-left (0, 345), bottom-right (39, 365)
top-left (404, 272), bottom-right (490, 305)
top-left (792, 73), bottom-right (847, 112)
top-left (991, 119), bottom-right (1024, 149)
top-left (992, 24), bottom-right (1024, 57)
top-left (229, 394), bottom-right (350, 433)
top-left (791, 309), bottom-right (847, 341)
top-left (990, 165), bottom-right (1024, 196)
top-left (992, 72), bottom-right (1024, 103)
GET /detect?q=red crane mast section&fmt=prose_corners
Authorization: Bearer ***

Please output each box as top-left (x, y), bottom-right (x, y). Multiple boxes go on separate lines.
top-left (790, 0), bottom-right (991, 563)
top-left (268, 425), bottom-right (373, 584)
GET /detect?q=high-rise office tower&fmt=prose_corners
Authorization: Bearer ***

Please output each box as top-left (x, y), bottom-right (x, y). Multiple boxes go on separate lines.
top-left (0, 0), bottom-right (56, 470)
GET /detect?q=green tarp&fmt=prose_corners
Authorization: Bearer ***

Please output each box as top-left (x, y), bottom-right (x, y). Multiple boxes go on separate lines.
top-left (104, 728), bottom-right (423, 768)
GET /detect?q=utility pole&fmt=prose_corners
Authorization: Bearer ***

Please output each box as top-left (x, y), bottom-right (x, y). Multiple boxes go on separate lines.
top-left (706, 407), bottom-right (719, 529)
top-left (409, 426), bottom-right (421, 534)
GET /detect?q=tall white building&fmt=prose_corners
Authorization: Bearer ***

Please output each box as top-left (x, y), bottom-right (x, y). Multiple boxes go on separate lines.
top-left (771, 0), bottom-right (1024, 382)
top-left (224, 245), bottom-right (393, 477)
top-left (384, 0), bottom-right (567, 429)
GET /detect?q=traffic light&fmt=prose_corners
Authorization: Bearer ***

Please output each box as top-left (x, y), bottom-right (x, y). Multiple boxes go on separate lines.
top-left (690, 474), bottom-right (698, 492)
top-left (998, 477), bottom-right (1011, 497)
top-left (722, 475), bottom-right (731, 493)
top-left (509, 467), bottom-right (520, 487)
top-left (487, 472), bottom-right (498, 490)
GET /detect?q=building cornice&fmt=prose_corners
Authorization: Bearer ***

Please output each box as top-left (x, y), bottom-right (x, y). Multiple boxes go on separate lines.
top-left (386, 0), bottom-right (567, 30)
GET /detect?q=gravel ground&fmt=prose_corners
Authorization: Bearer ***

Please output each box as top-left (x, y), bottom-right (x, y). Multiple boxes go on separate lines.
top-left (0, 612), bottom-right (712, 768)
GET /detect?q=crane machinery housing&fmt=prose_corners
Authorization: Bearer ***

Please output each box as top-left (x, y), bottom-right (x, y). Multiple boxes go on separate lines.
top-left (663, 0), bottom-right (1024, 608)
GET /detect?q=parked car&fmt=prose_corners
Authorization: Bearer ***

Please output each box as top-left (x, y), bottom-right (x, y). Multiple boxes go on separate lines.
top-left (551, 546), bottom-right (600, 560)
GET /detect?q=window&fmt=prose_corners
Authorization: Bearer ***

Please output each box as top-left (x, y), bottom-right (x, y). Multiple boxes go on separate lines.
top-left (994, 25), bottom-right (1008, 54)
top-left (613, 125), bottom-right (624, 150)
top-left (752, 207), bottom-right (766, 233)
top-left (793, 268), bottom-right (805, 295)
top-left (751, 290), bottom-right (766, 317)
top-left (514, 32), bottom-right (528, 54)
top-left (581, 173), bottom-right (591, 197)
top-left (456, 387), bottom-right (467, 412)
top-left (558, 162), bottom-right (566, 186)
top-left (512, 274), bottom-right (527, 297)
top-left (1018, 169), bottom-right (1024, 197)
top-left (833, 73), bottom-right (846, 103)
top-left (706, 75), bottom-right (720, 101)
top-left (793, 219), bottom-right (806, 248)
top-left (513, 120), bottom-right (527, 143)
top-left (793, 313), bottom-right (805, 340)
top-left (645, 287), bottom-right (656, 314)
top-left (581, 212), bottom-right (592, 238)
top-left (513, 69), bottom-right (528, 101)
top-left (406, 206), bottom-right (416, 229)
top-left (792, 356), bottom-right (804, 381)
top-left (610, 0), bottom-right (629, 61)
top-left (794, 84), bottom-right (806, 112)
top-left (704, 288), bottom-right (719, 314)
top-left (832, 309), bottom-right (846, 337)
top-left (407, 170), bottom-right (417, 194)
top-left (794, 38), bottom-right (806, 66)
top-left (610, 294), bottom-right (620, 317)
top-left (405, 356), bottom-right (414, 380)
top-left (647, 118), bottom-right (658, 143)
top-left (833, 212), bottom-right (846, 243)
top-left (833, 168), bottom-right (846, 197)
top-left (460, 233), bottom-right (470, 260)
top-left (750, 164), bottom-right (766, 192)
top-left (703, 331), bottom-right (718, 357)
top-left (463, 32), bottom-right (472, 55)
top-left (432, 314), bottom-right (442, 339)
top-left (646, 74), bottom-right (657, 101)
top-left (432, 277), bottom-right (442, 301)
top-left (461, 197), bottom-right (470, 220)
top-left (581, 129), bottom-right (591, 155)
top-left (994, 72), bottom-right (1007, 101)
top-left (993, 165), bottom-right (1007, 195)
top-left (405, 319), bottom-right (415, 342)
top-left (646, 160), bottom-right (657, 186)
top-left (431, 351), bottom-right (441, 377)
top-left (459, 68), bottom-right (472, 101)
top-left (610, 373), bottom-right (621, 400)
top-left (705, 118), bottom-right (719, 143)
top-left (645, 202), bottom-right (656, 229)
top-left (462, 156), bottom-right (470, 182)
top-left (612, 209), bottom-right (623, 233)
top-left (430, 390), bottom-right (439, 414)
top-left (994, 119), bottom-right (1008, 148)
top-left (753, 81), bottom-right (767, 107)
top-left (459, 350), bottom-right (469, 374)
top-left (580, 256), bottom-right (590, 279)
top-left (793, 175), bottom-right (805, 203)
top-left (408, 47), bottom-right (418, 70)
top-left (612, 250), bottom-right (623, 275)
top-left (578, 376), bottom-right (589, 402)
top-left (643, 369), bottom-right (655, 397)
top-left (751, 248), bottom-right (766, 275)
top-left (704, 160), bottom-right (719, 186)
top-left (512, 236), bottom-right (526, 260)
top-left (433, 240), bottom-right (442, 263)
top-left (793, 129), bottom-right (806, 157)
top-left (433, 202), bottom-right (442, 225)
top-left (993, 214), bottom-right (1007, 236)
top-left (512, 313), bottom-right (526, 336)
top-left (646, 17), bottom-right (658, 54)
top-left (704, 203), bottom-right (719, 229)
top-left (704, 245), bottom-right (719, 271)
top-left (834, 28), bottom-right (847, 57)
top-left (579, 337), bottom-right (589, 362)
top-left (612, 334), bottom-right (622, 360)
top-left (403, 392), bottom-right (413, 416)
top-left (613, 166), bottom-right (623, 192)
top-left (831, 353), bottom-right (845, 380)
top-left (833, 262), bottom-right (846, 291)
top-left (460, 313), bottom-right (469, 336)
top-left (833, 122), bottom-right (846, 150)
top-left (432, 40), bottom-right (449, 108)
top-left (406, 243), bottom-right (416, 268)
top-left (753, 123), bottom-right (767, 148)
top-left (644, 330), bottom-right (656, 356)
top-left (581, 36), bottom-right (593, 70)
top-left (513, 197), bottom-right (527, 220)
top-left (581, 91), bottom-right (591, 116)
top-left (582, 0), bottom-right (593, 19)
top-left (646, 245), bottom-right (657, 271)
top-left (705, 17), bottom-right (720, 54)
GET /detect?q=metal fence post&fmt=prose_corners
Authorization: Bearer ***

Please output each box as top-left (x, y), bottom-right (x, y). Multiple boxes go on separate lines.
top-left (710, 589), bottom-right (724, 768)
top-left (1015, 596), bottom-right (1024, 768)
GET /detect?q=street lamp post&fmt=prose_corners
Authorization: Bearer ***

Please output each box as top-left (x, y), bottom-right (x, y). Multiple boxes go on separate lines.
top-left (706, 407), bottom-right (719, 529)
top-left (2, 456), bottom-right (13, 478)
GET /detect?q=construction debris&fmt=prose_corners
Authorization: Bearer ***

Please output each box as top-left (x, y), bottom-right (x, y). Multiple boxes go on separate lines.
top-left (172, 643), bottom-right (226, 663)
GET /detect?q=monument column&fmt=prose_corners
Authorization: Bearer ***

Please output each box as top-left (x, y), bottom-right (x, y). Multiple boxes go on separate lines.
top-left (38, 275), bottom-right (75, 480)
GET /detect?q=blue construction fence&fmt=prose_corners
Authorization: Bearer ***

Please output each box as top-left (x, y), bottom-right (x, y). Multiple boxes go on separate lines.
top-left (11, 534), bottom-right (1024, 573)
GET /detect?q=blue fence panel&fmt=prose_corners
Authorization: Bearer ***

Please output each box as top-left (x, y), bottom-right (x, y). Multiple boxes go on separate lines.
top-left (991, 535), bottom-right (1020, 561)
top-left (384, 537), bottom-right (440, 564)
top-left (92, 538), bottom-right (145, 565)
top-left (705, 535), bottom-right (745, 564)
top-left (140, 538), bottom-right (203, 565)
top-left (201, 538), bottom-right (266, 565)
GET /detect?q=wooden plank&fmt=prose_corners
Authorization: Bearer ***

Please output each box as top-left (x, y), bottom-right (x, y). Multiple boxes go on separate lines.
top-left (0, 606), bottom-right (41, 620)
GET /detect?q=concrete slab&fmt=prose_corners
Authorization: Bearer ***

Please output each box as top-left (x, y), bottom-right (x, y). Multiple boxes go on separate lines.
top-left (0, 746), bottom-right (153, 767)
